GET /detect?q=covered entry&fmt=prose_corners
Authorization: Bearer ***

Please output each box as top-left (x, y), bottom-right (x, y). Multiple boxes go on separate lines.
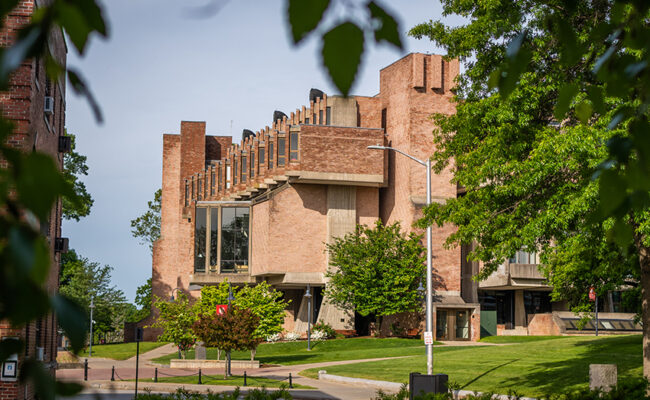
top-left (435, 309), bottom-right (471, 340)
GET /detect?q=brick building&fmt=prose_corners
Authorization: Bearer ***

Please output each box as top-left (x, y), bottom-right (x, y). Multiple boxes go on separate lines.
top-left (148, 53), bottom-right (482, 342)
top-left (0, 1), bottom-right (69, 398)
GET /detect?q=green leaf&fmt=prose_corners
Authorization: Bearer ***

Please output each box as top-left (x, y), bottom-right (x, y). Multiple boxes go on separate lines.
top-left (608, 218), bottom-right (633, 248)
top-left (599, 169), bottom-right (627, 217)
top-left (586, 85), bottom-right (605, 115)
top-left (0, 338), bottom-right (23, 362)
top-left (554, 83), bottom-right (578, 120)
top-left (0, 27), bottom-right (43, 87)
top-left (287, 0), bottom-right (330, 44)
top-left (66, 0), bottom-right (107, 36)
top-left (368, 1), bottom-right (402, 48)
top-left (575, 101), bottom-right (593, 124)
top-left (54, 2), bottom-right (92, 54)
top-left (55, 381), bottom-right (84, 396)
top-left (321, 22), bottom-right (364, 97)
top-left (20, 360), bottom-right (55, 400)
top-left (15, 153), bottom-right (68, 220)
top-left (557, 19), bottom-right (580, 65)
top-left (51, 295), bottom-right (88, 354)
top-left (67, 69), bottom-right (103, 123)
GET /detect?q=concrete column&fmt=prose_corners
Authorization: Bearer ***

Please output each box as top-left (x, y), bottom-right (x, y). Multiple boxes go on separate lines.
top-left (514, 290), bottom-right (526, 327)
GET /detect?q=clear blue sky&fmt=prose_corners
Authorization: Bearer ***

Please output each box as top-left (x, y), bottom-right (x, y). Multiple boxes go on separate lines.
top-left (62, 0), bottom-right (463, 302)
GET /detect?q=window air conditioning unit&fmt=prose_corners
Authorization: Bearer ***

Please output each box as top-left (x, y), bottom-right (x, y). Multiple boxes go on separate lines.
top-left (54, 237), bottom-right (69, 253)
top-left (58, 136), bottom-right (71, 153)
top-left (36, 347), bottom-right (44, 361)
top-left (44, 96), bottom-right (54, 115)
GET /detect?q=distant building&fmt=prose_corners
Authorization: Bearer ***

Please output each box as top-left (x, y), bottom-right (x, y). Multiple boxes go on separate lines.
top-left (147, 52), bottom-right (640, 344)
top-left (0, 1), bottom-right (69, 398)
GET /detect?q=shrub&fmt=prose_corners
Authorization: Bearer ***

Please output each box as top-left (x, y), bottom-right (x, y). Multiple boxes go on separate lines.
top-left (135, 385), bottom-right (293, 400)
top-left (312, 322), bottom-right (336, 339)
top-left (285, 332), bottom-right (300, 341)
top-left (266, 333), bottom-right (282, 343)
top-left (311, 330), bottom-right (327, 341)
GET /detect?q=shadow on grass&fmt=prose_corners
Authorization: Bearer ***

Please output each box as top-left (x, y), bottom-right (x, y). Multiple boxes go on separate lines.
top-left (501, 335), bottom-right (642, 395)
top-left (461, 359), bottom-right (520, 390)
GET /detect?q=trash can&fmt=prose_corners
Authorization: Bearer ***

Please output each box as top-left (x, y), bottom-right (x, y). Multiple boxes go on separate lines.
top-left (409, 372), bottom-right (448, 399)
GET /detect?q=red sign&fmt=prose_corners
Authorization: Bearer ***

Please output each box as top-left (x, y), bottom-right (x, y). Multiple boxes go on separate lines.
top-left (589, 287), bottom-right (596, 302)
top-left (216, 305), bottom-right (228, 315)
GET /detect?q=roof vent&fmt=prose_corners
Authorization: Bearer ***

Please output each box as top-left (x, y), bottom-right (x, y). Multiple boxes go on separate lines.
top-left (309, 88), bottom-right (324, 103)
top-left (242, 129), bottom-right (255, 141)
top-left (273, 111), bottom-right (287, 123)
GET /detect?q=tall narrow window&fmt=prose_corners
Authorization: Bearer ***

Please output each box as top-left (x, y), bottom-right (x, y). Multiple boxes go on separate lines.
top-left (290, 132), bottom-right (299, 161)
top-left (305, 117), bottom-right (310, 124)
top-left (191, 178), bottom-right (196, 201)
top-left (220, 207), bottom-right (250, 272)
top-left (210, 167), bottom-right (216, 195)
top-left (197, 176), bottom-right (203, 200)
top-left (226, 165), bottom-right (231, 189)
top-left (233, 158), bottom-right (238, 185)
top-left (250, 151), bottom-right (255, 178)
top-left (269, 142), bottom-right (274, 168)
top-left (259, 146), bottom-right (265, 165)
top-left (241, 155), bottom-right (247, 183)
top-left (210, 208), bottom-right (219, 270)
top-left (194, 207), bottom-right (207, 272)
top-left (218, 164), bottom-right (222, 191)
top-left (326, 107), bottom-right (331, 125)
top-left (184, 181), bottom-right (189, 207)
top-left (319, 110), bottom-right (323, 125)
top-left (313, 113), bottom-right (317, 124)
top-left (204, 173), bottom-right (209, 198)
top-left (277, 137), bottom-right (286, 166)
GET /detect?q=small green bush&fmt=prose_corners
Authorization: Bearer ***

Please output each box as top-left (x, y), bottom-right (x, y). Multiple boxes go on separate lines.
top-left (312, 322), bottom-right (337, 339)
top-left (135, 385), bottom-right (292, 400)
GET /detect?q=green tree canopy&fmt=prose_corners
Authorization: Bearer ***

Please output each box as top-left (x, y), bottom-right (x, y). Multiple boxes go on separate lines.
top-left (151, 292), bottom-right (196, 359)
top-left (325, 221), bottom-right (425, 332)
top-left (62, 133), bottom-right (93, 221)
top-left (409, 0), bottom-right (650, 376)
top-left (130, 189), bottom-right (161, 253)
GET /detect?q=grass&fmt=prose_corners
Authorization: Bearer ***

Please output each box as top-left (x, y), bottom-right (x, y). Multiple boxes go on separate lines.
top-left (133, 374), bottom-right (312, 389)
top-left (152, 338), bottom-right (440, 366)
top-left (301, 335), bottom-right (643, 397)
top-left (81, 342), bottom-right (168, 360)
top-left (479, 335), bottom-right (571, 344)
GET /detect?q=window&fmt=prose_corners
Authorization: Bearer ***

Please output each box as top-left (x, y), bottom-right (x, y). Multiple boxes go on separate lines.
top-left (220, 207), bottom-right (249, 272)
top-left (210, 208), bottom-right (219, 270)
top-left (184, 181), bottom-right (189, 207)
top-left (319, 110), bottom-right (323, 124)
top-left (509, 250), bottom-right (538, 264)
top-left (313, 113), bottom-right (316, 124)
top-left (250, 151), bottom-right (255, 178)
top-left (191, 178), bottom-right (196, 201)
top-left (197, 176), bottom-right (202, 201)
top-left (241, 155), bottom-right (247, 183)
top-left (233, 158), bottom-right (238, 185)
top-left (305, 117), bottom-right (310, 124)
top-left (211, 167), bottom-right (216, 195)
top-left (290, 132), bottom-right (299, 161)
top-left (269, 142), bottom-right (274, 168)
top-left (194, 207), bottom-right (207, 272)
top-left (226, 165), bottom-right (231, 188)
top-left (277, 137), bottom-right (286, 166)
top-left (326, 107), bottom-right (331, 125)
top-left (259, 146), bottom-right (265, 165)
top-left (217, 164), bottom-right (222, 191)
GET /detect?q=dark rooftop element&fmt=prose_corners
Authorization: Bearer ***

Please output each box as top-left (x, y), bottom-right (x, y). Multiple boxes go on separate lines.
top-left (309, 88), bottom-right (324, 103)
top-left (242, 129), bottom-right (255, 140)
top-left (273, 111), bottom-right (287, 123)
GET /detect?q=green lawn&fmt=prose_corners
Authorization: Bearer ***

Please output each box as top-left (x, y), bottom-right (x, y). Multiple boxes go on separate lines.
top-left (81, 342), bottom-right (168, 360)
top-left (152, 338), bottom-right (438, 366)
top-left (301, 335), bottom-right (642, 397)
top-left (479, 335), bottom-right (571, 344)
top-left (134, 374), bottom-right (311, 389)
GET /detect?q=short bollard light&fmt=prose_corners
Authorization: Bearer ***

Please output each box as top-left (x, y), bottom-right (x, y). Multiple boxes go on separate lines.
top-left (244, 371), bottom-right (247, 386)
top-left (198, 368), bottom-right (202, 385)
top-left (111, 366), bottom-right (115, 381)
top-left (154, 367), bottom-right (158, 383)
top-left (289, 373), bottom-right (293, 388)
top-left (83, 359), bottom-right (88, 381)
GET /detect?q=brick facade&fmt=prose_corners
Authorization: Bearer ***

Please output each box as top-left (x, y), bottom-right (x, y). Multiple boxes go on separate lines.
top-left (147, 53), bottom-right (482, 341)
top-left (0, 1), bottom-right (68, 398)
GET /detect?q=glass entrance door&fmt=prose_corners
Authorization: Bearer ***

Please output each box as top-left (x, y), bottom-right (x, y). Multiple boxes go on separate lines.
top-left (436, 310), bottom-right (448, 340)
top-left (455, 310), bottom-right (469, 339)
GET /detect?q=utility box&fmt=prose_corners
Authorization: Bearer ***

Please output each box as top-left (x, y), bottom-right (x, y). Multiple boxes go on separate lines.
top-left (409, 372), bottom-right (448, 399)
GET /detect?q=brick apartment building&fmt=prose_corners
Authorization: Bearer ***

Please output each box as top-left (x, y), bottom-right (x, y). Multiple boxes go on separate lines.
top-left (0, 1), bottom-right (69, 398)
top-left (148, 52), bottom-right (641, 343)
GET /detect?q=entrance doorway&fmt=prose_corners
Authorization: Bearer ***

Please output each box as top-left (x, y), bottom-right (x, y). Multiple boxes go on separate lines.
top-left (435, 309), bottom-right (470, 340)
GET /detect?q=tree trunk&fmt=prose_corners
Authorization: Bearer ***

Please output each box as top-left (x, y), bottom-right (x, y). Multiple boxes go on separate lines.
top-left (217, 348), bottom-right (221, 361)
top-left (634, 231), bottom-right (650, 386)
top-left (251, 348), bottom-right (256, 361)
top-left (181, 350), bottom-right (186, 360)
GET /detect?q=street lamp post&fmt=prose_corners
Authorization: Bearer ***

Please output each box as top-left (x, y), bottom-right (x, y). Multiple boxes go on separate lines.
top-left (368, 145), bottom-right (434, 375)
top-left (304, 285), bottom-right (312, 351)
top-left (226, 283), bottom-right (235, 377)
top-left (89, 296), bottom-right (94, 357)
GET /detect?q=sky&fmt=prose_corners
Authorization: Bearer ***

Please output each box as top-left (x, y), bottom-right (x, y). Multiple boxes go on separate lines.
top-left (63, 0), bottom-right (462, 302)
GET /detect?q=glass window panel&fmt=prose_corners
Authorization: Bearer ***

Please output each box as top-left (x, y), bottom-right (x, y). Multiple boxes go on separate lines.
top-left (184, 181), bottom-right (189, 207)
top-left (210, 208), bottom-right (218, 268)
top-left (269, 143), bottom-right (274, 168)
top-left (319, 110), bottom-right (323, 124)
top-left (305, 117), bottom-right (309, 124)
top-left (241, 156), bottom-right (247, 183)
top-left (211, 168), bottom-right (215, 195)
top-left (455, 311), bottom-right (469, 339)
top-left (259, 147), bottom-right (265, 164)
top-left (250, 152), bottom-right (255, 178)
top-left (194, 208), bottom-right (207, 272)
top-left (278, 138), bottom-right (285, 166)
top-left (326, 107), bottom-right (331, 125)
top-left (290, 133), bottom-right (299, 161)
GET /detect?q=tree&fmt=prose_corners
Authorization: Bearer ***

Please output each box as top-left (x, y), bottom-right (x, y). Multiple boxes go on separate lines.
top-left (409, 0), bottom-right (650, 378)
top-left (62, 133), bottom-right (93, 221)
top-left (130, 189), bottom-right (161, 253)
top-left (195, 281), bottom-right (289, 360)
top-left (192, 306), bottom-right (261, 377)
top-left (59, 249), bottom-right (131, 342)
top-left (325, 221), bottom-right (426, 333)
top-left (133, 278), bottom-right (152, 321)
top-left (151, 292), bottom-right (196, 359)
